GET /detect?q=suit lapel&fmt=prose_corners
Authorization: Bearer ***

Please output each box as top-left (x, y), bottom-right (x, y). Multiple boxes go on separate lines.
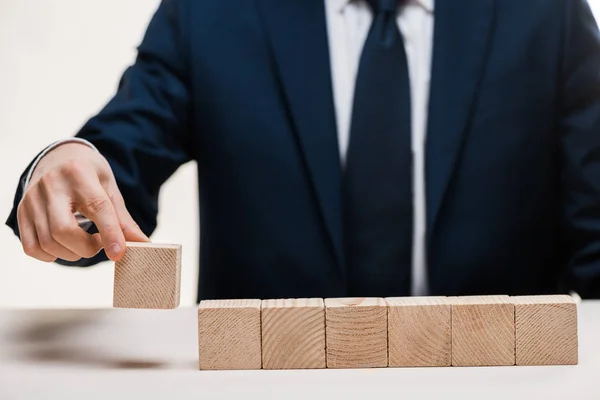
top-left (426, 0), bottom-right (496, 245)
top-left (255, 0), bottom-right (344, 273)
top-left (255, 0), bottom-right (496, 270)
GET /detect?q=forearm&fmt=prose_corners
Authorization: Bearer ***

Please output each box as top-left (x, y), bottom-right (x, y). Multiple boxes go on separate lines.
top-left (6, 0), bottom-right (192, 266)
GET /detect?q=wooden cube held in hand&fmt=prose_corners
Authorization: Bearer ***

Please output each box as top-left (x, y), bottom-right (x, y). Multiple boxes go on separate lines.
top-left (451, 295), bottom-right (515, 366)
top-left (198, 299), bottom-right (262, 370)
top-left (261, 298), bottom-right (325, 369)
top-left (386, 297), bottom-right (451, 367)
top-left (513, 295), bottom-right (578, 366)
top-left (113, 242), bottom-right (181, 309)
top-left (325, 297), bottom-right (387, 369)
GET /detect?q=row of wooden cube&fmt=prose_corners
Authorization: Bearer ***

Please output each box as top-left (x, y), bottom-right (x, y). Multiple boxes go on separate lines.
top-left (197, 295), bottom-right (578, 370)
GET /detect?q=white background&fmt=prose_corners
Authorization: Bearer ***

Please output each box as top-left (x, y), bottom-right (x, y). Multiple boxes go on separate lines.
top-left (0, 0), bottom-right (198, 308)
top-left (1, 0), bottom-right (600, 308)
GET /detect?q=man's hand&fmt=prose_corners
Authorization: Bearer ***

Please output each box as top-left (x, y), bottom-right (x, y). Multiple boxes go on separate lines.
top-left (17, 143), bottom-right (149, 263)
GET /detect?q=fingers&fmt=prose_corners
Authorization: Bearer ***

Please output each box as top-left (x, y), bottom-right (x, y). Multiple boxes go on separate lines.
top-left (46, 194), bottom-right (102, 259)
top-left (105, 181), bottom-right (149, 243)
top-left (17, 202), bottom-right (56, 263)
top-left (23, 188), bottom-right (82, 262)
top-left (17, 150), bottom-right (146, 264)
top-left (73, 179), bottom-right (126, 261)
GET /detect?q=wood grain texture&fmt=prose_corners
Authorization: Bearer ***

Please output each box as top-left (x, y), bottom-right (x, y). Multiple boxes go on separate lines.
top-left (113, 242), bottom-right (181, 309)
top-left (198, 299), bottom-right (262, 370)
top-left (386, 297), bottom-right (451, 367)
top-left (325, 298), bottom-right (387, 369)
top-left (513, 295), bottom-right (578, 365)
top-left (451, 295), bottom-right (515, 366)
top-left (261, 298), bottom-right (325, 369)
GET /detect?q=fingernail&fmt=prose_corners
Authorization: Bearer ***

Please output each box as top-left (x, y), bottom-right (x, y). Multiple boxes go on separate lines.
top-left (107, 243), bottom-right (121, 257)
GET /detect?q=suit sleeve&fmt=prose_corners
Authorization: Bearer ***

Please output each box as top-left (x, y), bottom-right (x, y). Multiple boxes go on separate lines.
top-left (559, 0), bottom-right (600, 298)
top-left (5, 0), bottom-right (193, 267)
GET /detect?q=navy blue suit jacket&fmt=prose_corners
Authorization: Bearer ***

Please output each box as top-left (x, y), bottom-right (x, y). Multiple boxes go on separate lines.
top-left (8, 0), bottom-right (600, 301)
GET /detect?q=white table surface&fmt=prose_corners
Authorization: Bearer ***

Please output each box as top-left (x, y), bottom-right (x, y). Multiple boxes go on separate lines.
top-left (0, 302), bottom-right (597, 400)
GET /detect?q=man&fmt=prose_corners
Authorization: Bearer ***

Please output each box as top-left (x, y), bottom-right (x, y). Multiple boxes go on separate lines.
top-left (6, 0), bottom-right (600, 302)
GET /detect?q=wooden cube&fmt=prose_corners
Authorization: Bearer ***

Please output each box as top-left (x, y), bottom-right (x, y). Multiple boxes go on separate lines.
top-left (325, 297), bottom-right (387, 368)
top-left (198, 299), bottom-right (262, 370)
top-left (113, 242), bottom-right (181, 309)
top-left (261, 298), bottom-right (325, 369)
top-left (451, 295), bottom-right (515, 366)
top-left (386, 296), bottom-right (451, 367)
top-left (513, 295), bottom-right (578, 365)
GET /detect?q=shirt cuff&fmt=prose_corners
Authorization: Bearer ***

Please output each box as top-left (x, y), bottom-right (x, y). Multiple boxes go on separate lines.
top-left (23, 138), bottom-right (99, 188)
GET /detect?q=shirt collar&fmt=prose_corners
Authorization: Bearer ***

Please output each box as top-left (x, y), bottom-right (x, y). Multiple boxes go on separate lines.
top-left (332, 0), bottom-right (435, 14)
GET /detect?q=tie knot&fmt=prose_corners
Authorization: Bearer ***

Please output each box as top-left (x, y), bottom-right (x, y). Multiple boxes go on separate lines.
top-left (365, 0), bottom-right (400, 13)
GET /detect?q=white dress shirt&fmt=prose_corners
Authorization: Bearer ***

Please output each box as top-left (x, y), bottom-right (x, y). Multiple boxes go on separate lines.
top-left (325, 0), bottom-right (434, 295)
top-left (25, 0), bottom-right (435, 295)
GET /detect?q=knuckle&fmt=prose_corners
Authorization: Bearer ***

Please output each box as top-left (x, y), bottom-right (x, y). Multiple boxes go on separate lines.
top-left (37, 233), bottom-right (55, 253)
top-left (38, 170), bottom-right (60, 189)
top-left (40, 170), bottom-right (59, 185)
top-left (51, 220), bottom-right (76, 239)
top-left (20, 187), bottom-right (39, 208)
top-left (17, 202), bottom-right (27, 222)
top-left (84, 196), bottom-right (109, 216)
top-left (22, 239), bottom-right (39, 257)
top-left (98, 170), bottom-right (113, 186)
top-left (61, 159), bottom-right (87, 179)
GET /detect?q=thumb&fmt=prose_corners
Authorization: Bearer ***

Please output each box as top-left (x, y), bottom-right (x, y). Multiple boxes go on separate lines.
top-left (121, 213), bottom-right (150, 243)
top-left (107, 187), bottom-right (150, 243)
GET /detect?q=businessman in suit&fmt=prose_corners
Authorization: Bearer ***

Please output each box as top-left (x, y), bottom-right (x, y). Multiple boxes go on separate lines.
top-left (6, 0), bottom-right (600, 302)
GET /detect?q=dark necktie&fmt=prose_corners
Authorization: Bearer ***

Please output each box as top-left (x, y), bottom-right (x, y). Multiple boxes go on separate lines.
top-left (343, 0), bottom-right (412, 296)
